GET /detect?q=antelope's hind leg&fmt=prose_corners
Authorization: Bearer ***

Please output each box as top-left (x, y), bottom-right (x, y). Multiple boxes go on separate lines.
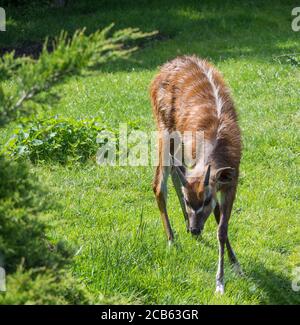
top-left (153, 165), bottom-right (173, 243)
top-left (153, 138), bottom-right (173, 243)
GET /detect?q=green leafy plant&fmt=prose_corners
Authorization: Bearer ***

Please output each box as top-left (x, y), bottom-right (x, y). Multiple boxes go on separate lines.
top-left (5, 117), bottom-right (109, 164)
top-left (273, 53), bottom-right (300, 67)
top-left (4, 117), bottom-right (144, 164)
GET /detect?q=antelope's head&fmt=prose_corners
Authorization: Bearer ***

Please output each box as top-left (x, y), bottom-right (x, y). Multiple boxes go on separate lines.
top-left (173, 164), bottom-right (235, 236)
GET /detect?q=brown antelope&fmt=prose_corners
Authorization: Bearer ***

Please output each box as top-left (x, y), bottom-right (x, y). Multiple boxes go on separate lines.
top-left (150, 55), bottom-right (242, 294)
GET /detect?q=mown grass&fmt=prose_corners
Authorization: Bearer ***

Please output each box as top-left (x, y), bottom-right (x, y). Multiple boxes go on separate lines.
top-left (0, 0), bottom-right (299, 304)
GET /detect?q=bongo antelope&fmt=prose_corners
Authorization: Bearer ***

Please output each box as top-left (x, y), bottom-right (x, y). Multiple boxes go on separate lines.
top-left (150, 55), bottom-right (242, 294)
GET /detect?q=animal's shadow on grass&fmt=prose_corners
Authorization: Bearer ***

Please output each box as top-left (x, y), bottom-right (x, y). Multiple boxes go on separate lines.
top-left (165, 233), bottom-right (299, 304)
top-left (248, 263), bottom-right (300, 304)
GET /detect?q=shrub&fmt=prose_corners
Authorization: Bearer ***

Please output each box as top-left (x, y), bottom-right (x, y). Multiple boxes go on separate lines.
top-left (0, 155), bottom-right (72, 272)
top-left (0, 267), bottom-right (93, 305)
top-left (4, 117), bottom-right (142, 165)
top-left (0, 20), bottom-right (155, 304)
top-left (4, 117), bottom-right (108, 164)
top-left (0, 25), bottom-right (157, 125)
top-left (0, 155), bottom-right (139, 304)
top-left (0, 155), bottom-right (92, 304)
top-left (0, 266), bottom-right (140, 305)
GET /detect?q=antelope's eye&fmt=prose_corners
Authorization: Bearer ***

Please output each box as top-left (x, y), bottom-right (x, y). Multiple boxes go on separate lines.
top-left (204, 196), bottom-right (212, 206)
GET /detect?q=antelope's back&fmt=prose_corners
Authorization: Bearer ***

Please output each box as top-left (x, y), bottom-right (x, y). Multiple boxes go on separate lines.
top-left (150, 55), bottom-right (242, 168)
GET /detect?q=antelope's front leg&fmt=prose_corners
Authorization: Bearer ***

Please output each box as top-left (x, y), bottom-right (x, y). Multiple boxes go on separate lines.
top-left (214, 203), bottom-right (242, 273)
top-left (153, 165), bottom-right (173, 243)
top-left (215, 190), bottom-right (235, 294)
top-left (171, 168), bottom-right (189, 231)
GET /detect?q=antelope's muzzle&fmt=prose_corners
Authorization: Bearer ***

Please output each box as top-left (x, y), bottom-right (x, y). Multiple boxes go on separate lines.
top-left (189, 226), bottom-right (203, 236)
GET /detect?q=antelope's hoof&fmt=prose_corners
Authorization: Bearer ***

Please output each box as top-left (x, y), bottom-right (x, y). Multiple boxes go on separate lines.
top-left (167, 239), bottom-right (174, 248)
top-left (215, 282), bottom-right (225, 295)
top-left (233, 263), bottom-right (244, 277)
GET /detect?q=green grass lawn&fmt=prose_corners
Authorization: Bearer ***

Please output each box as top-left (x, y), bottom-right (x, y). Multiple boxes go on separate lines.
top-left (0, 0), bottom-right (299, 304)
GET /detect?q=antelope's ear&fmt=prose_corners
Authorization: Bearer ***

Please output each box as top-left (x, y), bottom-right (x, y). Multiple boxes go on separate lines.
top-left (204, 165), bottom-right (211, 187)
top-left (174, 165), bottom-right (188, 187)
top-left (170, 153), bottom-right (188, 187)
top-left (215, 167), bottom-right (235, 185)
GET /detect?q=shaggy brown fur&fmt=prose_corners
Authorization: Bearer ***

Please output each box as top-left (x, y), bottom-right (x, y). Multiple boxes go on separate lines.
top-left (150, 55), bottom-right (242, 294)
